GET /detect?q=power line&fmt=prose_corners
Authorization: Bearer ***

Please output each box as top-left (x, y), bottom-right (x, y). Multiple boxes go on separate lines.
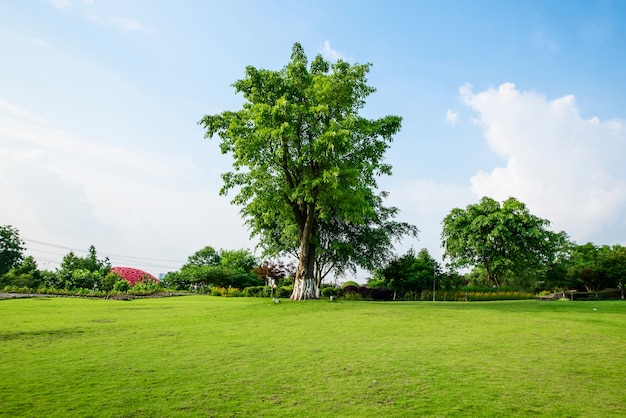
top-left (23, 238), bottom-right (186, 264)
top-left (22, 238), bottom-right (186, 272)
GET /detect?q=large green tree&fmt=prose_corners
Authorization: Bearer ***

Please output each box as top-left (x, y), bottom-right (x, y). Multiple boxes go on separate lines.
top-left (0, 225), bottom-right (25, 276)
top-left (441, 197), bottom-right (564, 288)
top-left (256, 191), bottom-right (418, 296)
top-left (199, 43), bottom-right (402, 299)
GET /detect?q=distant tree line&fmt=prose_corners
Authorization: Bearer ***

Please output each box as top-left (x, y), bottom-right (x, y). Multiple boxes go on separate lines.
top-left (3, 193), bottom-right (626, 302)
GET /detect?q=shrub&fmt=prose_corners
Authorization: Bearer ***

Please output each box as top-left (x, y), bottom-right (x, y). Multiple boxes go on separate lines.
top-left (342, 281), bottom-right (359, 289)
top-left (275, 286), bottom-right (292, 298)
top-left (131, 278), bottom-right (162, 294)
top-left (368, 286), bottom-right (393, 301)
top-left (101, 272), bottom-right (122, 292)
top-left (113, 280), bottom-right (131, 292)
top-left (343, 291), bottom-right (363, 301)
top-left (321, 287), bottom-right (340, 298)
top-left (343, 285), bottom-right (358, 295)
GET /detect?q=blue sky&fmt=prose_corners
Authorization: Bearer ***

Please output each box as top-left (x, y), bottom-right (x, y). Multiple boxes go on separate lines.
top-left (1, 1), bottom-right (625, 280)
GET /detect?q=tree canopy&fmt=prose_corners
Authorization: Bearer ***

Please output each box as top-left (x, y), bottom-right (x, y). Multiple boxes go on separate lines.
top-left (441, 197), bottom-right (565, 288)
top-left (164, 246), bottom-right (261, 291)
top-left (375, 248), bottom-right (440, 298)
top-left (0, 225), bottom-right (25, 276)
top-left (199, 43), bottom-right (403, 299)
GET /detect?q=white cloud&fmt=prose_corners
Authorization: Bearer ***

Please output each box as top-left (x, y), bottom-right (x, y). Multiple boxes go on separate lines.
top-left (86, 14), bottom-right (147, 32)
top-left (27, 37), bottom-right (48, 47)
top-left (386, 180), bottom-right (475, 262)
top-left (49, 0), bottom-right (72, 11)
top-left (446, 109), bottom-right (459, 125)
top-left (0, 100), bottom-right (253, 275)
top-left (320, 41), bottom-right (344, 61)
top-left (460, 82), bottom-right (626, 244)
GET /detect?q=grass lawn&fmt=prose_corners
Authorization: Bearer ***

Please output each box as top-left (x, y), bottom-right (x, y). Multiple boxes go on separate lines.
top-left (1, 296), bottom-right (625, 417)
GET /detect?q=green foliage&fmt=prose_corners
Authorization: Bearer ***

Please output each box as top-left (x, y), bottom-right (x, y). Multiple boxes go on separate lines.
top-left (341, 280), bottom-right (359, 289)
top-left (421, 290), bottom-right (535, 301)
top-left (275, 286), bottom-right (292, 298)
top-left (442, 196), bottom-right (566, 288)
top-left (209, 287), bottom-right (244, 297)
top-left (0, 256), bottom-right (42, 289)
top-left (0, 225), bottom-right (25, 276)
top-left (199, 43), bottom-right (403, 299)
top-left (167, 246), bottom-right (261, 291)
top-left (55, 245), bottom-right (111, 289)
top-left (130, 278), bottom-right (163, 294)
top-left (101, 272), bottom-right (122, 292)
top-left (113, 280), bottom-right (131, 292)
top-left (376, 248), bottom-right (440, 297)
top-left (320, 287), bottom-right (341, 298)
top-left (70, 269), bottom-right (101, 290)
top-left (183, 246), bottom-right (221, 268)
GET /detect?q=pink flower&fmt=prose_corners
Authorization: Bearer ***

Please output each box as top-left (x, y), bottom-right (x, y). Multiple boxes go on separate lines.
top-left (111, 267), bottom-right (158, 286)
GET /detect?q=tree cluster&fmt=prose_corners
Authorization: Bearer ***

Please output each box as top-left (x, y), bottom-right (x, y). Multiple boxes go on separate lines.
top-left (162, 246), bottom-right (265, 291)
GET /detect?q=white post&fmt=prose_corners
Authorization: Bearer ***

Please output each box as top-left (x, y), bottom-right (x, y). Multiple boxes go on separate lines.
top-left (432, 261), bottom-right (436, 302)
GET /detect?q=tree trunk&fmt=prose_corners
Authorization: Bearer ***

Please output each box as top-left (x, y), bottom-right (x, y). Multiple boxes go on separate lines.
top-left (291, 204), bottom-right (318, 300)
top-left (291, 240), bottom-right (317, 300)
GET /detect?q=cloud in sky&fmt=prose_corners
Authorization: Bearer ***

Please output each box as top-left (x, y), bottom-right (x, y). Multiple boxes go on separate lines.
top-left (446, 110), bottom-right (459, 125)
top-left (48, 0), bottom-right (72, 12)
top-left (86, 14), bottom-right (147, 32)
top-left (48, 0), bottom-right (146, 33)
top-left (0, 100), bottom-right (252, 275)
top-left (460, 82), bottom-right (626, 243)
top-left (320, 41), bottom-right (344, 61)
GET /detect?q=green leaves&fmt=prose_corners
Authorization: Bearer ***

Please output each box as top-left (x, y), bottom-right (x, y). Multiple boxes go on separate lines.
top-left (199, 43), bottom-right (404, 294)
top-left (442, 197), bottom-right (563, 287)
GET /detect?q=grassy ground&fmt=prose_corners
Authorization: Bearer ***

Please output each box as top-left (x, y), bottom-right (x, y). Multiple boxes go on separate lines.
top-left (0, 296), bottom-right (624, 417)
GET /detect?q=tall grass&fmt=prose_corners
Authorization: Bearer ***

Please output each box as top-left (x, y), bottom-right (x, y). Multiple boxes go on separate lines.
top-left (1, 297), bottom-right (624, 416)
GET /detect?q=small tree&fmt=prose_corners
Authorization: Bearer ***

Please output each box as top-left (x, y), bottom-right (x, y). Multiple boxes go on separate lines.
top-left (253, 260), bottom-right (295, 287)
top-left (0, 225), bottom-right (25, 276)
top-left (376, 248), bottom-right (440, 299)
top-left (0, 256), bottom-right (41, 289)
top-left (56, 245), bottom-right (111, 289)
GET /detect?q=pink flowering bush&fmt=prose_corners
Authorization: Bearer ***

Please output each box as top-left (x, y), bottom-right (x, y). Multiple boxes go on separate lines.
top-left (110, 267), bottom-right (158, 286)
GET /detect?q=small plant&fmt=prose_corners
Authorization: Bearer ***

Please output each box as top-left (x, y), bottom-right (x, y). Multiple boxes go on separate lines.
top-left (113, 280), bottom-right (131, 292)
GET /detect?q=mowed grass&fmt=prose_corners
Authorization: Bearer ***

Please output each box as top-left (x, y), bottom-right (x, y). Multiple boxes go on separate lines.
top-left (1, 297), bottom-right (625, 417)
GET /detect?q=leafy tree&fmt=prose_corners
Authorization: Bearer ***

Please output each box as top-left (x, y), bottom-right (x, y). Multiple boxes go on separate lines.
top-left (0, 225), bottom-right (25, 276)
top-left (56, 245), bottom-right (111, 289)
top-left (0, 256), bottom-right (42, 289)
top-left (253, 260), bottom-right (295, 286)
top-left (256, 192), bottom-right (417, 295)
top-left (598, 245), bottom-right (626, 299)
top-left (219, 249), bottom-right (258, 275)
top-left (184, 246), bottom-right (221, 268)
top-left (441, 197), bottom-right (564, 289)
top-left (165, 246), bottom-right (261, 291)
top-left (376, 248), bottom-right (440, 298)
top-left (199, 43), bottom-right (402, 299)
top-left (567, 242), bottom-right (616, 295)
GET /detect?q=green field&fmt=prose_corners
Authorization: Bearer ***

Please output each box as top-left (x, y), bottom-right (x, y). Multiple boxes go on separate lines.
top-left (1, 296), bottom-right (624, 417)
